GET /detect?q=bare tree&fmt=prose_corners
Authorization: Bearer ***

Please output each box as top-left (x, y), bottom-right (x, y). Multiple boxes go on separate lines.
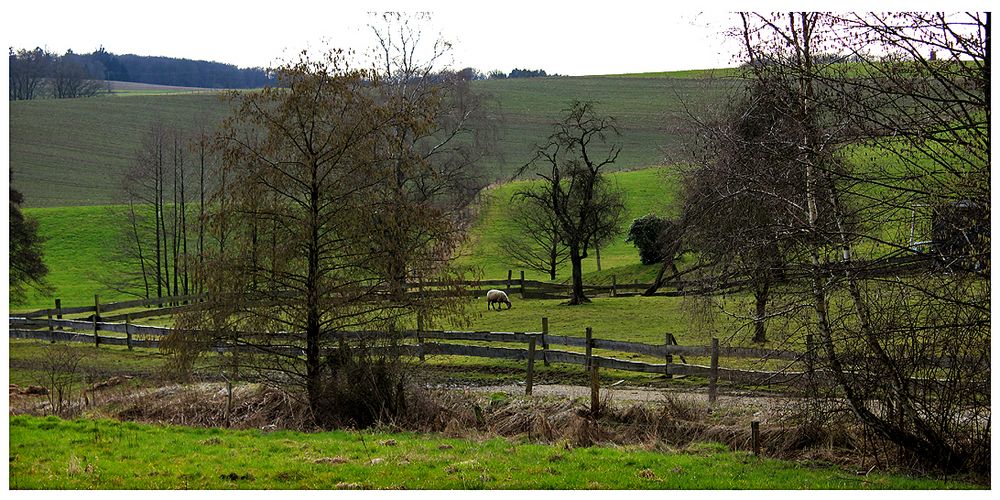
top-left (51, 55), bottom-right (102, 98)
top-left (177, 50), bottom-right (469, 427)
top-left (499, 196), bottom-right (568, 280)
top-left (704, 12), bottom-right (992, 473)
top-left (9, 47), bottom-right (51, 100)
top-left (515, 100), bottom-right (627, 304)
top-left (365, 12), bottom-right (499, 297)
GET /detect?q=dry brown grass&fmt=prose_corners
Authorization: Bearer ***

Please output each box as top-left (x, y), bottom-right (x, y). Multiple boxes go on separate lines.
top-left (11, 379), bottom-right (885, 472)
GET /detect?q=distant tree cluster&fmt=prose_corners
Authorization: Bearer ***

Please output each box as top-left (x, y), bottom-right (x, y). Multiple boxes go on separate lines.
top-left (9, 47), bottom-right (103, 99)
top-left (9, 46), bottom-right (275, 100)
top-left (484, 68), bottom-right (557, 79)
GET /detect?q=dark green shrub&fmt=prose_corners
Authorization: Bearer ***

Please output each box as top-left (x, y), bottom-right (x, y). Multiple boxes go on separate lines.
top-left (626, 214), bottom-right (670, 265)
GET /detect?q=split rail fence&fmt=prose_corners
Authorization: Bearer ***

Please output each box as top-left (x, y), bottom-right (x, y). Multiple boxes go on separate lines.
top-left (10, 307), bottom-right (821, 404)
top-left (9, 269), bottom-right (691, 325)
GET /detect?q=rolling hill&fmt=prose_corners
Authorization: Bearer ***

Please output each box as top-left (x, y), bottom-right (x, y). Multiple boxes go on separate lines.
top-left (9, 72), bottom-right (738, 208)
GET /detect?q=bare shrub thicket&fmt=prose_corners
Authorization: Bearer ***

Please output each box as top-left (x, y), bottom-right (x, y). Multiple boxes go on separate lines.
top-left (34, 345), bottom-right (91, 416)
top-left (678, 12), bottom-right (989, 474)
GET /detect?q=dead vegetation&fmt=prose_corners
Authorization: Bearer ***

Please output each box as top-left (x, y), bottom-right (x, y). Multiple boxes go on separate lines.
top-left (8, 378), bottom-right (917, 476)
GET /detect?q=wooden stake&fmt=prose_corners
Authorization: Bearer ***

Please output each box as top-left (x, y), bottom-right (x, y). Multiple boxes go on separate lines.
top-left (805, 333), bottom-right (815, 388)
top-left (751, 420), bottom-right (761, 456)
top-left (519, 270), bottom-right (525, 297)
top-left (663, 332), bottom-right (673, 379)
top-left (585, 327), bottom-right (593, 369)
top-left (55, 298), bottom-right (62, 321)
top-left (708, 337), bottom-right (719, 404)
top-left (47, 308), bottom-right (54, 341)
top-left (417, 314), bottom-right (425, 362)
top-left (541, 317), bottom-right (550, 366)
top-left (93, 312), bottom-right (99, 347)
top-left (126, 314), bottom-right (133, 351)
top-left (590, 361), bottom-right (600, 417)
top-left (526, 336), bottom-right (536, 396)
top-left (507, 269), bottom-right (512, 291)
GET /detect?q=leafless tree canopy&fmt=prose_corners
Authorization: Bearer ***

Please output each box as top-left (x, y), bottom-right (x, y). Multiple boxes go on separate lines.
top-left (515, 100), bottom-right (626, 304)
top-left (680, 12), bottom-right (989, 474)
top-left (169, 46), bottom-right (480, 426)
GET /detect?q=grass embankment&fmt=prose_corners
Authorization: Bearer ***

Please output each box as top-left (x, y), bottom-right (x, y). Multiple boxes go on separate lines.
top-left (9, 416), bottom-right (977, 490)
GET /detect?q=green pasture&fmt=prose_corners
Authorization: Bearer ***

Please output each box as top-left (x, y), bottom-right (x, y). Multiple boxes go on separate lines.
top-left (458, 166), bottom-right (680, 281)
top-left (12, 167), bottom-right (682, 311)
top-left (9, 416), bottom-right (977, 489)
top-left (13, 205), bottom-right (132, 311)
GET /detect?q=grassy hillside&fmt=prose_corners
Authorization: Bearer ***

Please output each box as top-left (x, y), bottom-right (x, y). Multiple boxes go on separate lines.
top-left (10, 75), bottom-right (736, 208)
top-left (458, 167), bottom-right (680, 282)
top-left (13, 167), bottom-right (678, 311)
top-left (10, 93), bottom-right (233, 207)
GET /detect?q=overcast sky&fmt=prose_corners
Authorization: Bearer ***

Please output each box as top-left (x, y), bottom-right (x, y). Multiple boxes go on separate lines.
top-left (5, 2), bottom-right (745, 76)
top-left (5, 2), bottom-right (989, 76)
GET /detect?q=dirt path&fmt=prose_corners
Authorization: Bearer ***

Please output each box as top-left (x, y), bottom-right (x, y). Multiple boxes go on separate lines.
top-left (463, 383), bottom-right (809, 421)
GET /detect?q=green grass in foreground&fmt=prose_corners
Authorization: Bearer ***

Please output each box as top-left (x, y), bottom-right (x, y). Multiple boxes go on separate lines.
top-left (9, 416), bottom-right (976, 489)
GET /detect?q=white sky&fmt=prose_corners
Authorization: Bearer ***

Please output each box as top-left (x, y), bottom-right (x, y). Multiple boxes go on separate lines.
top-left (3, 2), bottom-right (747, 76)
top-left (6, 1), bottom-right (992, 76)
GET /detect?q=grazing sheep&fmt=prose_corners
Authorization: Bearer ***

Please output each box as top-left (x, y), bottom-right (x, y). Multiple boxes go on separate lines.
top-left (486, 289), bottom-right (512, 310)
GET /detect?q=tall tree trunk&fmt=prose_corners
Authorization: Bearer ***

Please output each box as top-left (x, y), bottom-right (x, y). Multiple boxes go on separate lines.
top-left (198, 137), bottom-right (205, 294)
top-left (752, 273), bottom-right (769, 343)
top-left (154, 139), bottom-right (164, 300)
top-left (548, 241), bottom-right (558, 281)
top-left (180, 145), bottom-right (188, 296)
top-left (172, 136), bottom-right (180, 299)
top-left (127, 198), bottom-right (150, 299)
top-left (305, 160), bottom-right (323, 417)
top-left (568, 245), bottom-right (589, 304)
top-left (595, 245), bottom-right (601, 271)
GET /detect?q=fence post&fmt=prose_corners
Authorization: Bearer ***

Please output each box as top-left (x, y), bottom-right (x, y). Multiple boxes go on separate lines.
top-left (55, 298), bottom-right (63, 330)
top-left (751, 420), bottom-right (761, 456)
top-left (663, 332), bottom-right (673, 379)
top-left (47, 309), bottom-right (54, 343)
top-left (93, 309), bottom-right (100, 348)
top-left (416, 314), bottom-right (425, 362)
top-left (519, 270), bottom-right (525, 297)
top-left (507, 269), bottom-right (512, 291)
top-left (541, 317), bottom-right (550, 366)
top-left (126, 314), bottom-right (133, 351)
top-left (708, 337), bottom-right (719, 405)
top-left (805, 333), bottom-right (815, 389)
top-left (611, 275), bottom-right (617, 297)
top-left (94, 294), bottom-right (102, 322)
top-left (526, 336), bottom-right (536, 396)
top-left (584, 325), bottom-right (600, 415)
top-left (590, 360), bottom-right (601, 417)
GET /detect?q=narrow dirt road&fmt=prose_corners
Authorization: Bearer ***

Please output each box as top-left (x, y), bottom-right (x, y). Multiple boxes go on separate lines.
top-left (462, 383), bottom-right (809, 421)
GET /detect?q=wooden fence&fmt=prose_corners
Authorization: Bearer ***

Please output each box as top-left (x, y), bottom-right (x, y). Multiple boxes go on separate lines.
top-left (9, 313), bottom-right (820, 404)
top-left (9, 273), bottom-right (682, 326)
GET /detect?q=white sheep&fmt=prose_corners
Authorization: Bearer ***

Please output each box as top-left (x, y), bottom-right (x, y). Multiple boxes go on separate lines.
top-left (486, 289), bottom-right (512, 310)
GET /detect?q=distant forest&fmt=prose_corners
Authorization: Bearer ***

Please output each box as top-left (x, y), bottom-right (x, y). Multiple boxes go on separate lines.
top-left (10, 46), bottom-right (274, 99)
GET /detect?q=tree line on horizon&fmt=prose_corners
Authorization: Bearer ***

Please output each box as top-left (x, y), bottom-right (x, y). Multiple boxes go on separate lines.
top-left (9, 46), bottom-right (275, 99)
